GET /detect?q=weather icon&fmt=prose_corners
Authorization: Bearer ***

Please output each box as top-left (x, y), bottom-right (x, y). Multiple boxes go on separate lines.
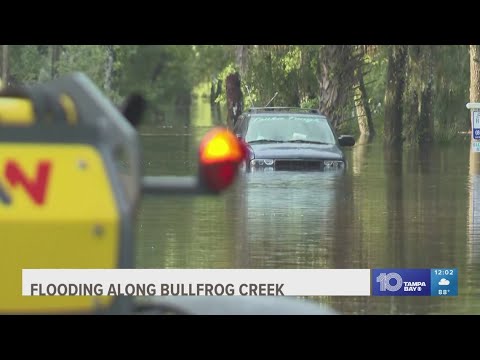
top-left (439, 278), bottom-right (450, 286)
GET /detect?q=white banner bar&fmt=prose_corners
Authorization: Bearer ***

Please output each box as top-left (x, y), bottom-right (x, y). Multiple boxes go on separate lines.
top-left (22, 269), bottom-right (371, 296)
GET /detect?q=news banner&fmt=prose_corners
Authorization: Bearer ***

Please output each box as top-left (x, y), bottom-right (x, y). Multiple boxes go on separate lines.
top-left (22, 269), bottom-right (458, 297)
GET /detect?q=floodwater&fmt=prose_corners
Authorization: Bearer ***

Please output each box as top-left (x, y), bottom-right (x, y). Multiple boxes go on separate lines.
top-left (135, 101), bottom-right (480, 315)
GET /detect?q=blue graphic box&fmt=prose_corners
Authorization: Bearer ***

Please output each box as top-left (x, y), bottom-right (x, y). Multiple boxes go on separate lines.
top-left (430, 268), bottom-right (458, 296)
top-left (372, 269), bottom-right (431, 296)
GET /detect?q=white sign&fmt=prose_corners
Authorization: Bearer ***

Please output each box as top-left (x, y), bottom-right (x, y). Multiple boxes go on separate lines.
top-left (473, 141), bottom-right (480, 153)
top-left (22, 269), bottom-right (371, 297)
top-left (473, 110), bottom-right (480, 140)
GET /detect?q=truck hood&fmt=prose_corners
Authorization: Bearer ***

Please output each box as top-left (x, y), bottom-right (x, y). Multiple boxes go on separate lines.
top-left (249, 143), bottom-right (344, 160)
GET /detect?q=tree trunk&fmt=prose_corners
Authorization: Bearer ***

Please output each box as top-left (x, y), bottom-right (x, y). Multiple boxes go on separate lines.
top-left (215, 79), bottom-right (222, 101)
top-left (210, 80), bottom-right (216, 105)
top-left (226, 72), bottom-right (243, 128)
top-left (211, 79), bottom-right (223, 125)
top-left (211, 102), bottom-right (223, 126)
top-left (404, 45), bottom-right (434, 144)
top-left (210, 79), bottom-right (223, 105)
top-left (317, 45), bottom-right (359, 130)
top-left (407, 89), bottom-right (419, 141)
top-left (384, 45), bottom-right (407, 145)
top-left (235, 45), bottom-right (248, 78)
top-left (470, 45), bottom-right (480, 130)
top-left (51, 45), bottom-right (61, 79)
top-left (418, 66), bottom-right (434, 144)
top-left (2, 45), bottom-right (8, 85)
top-left (470, 45), bottom-right (480, 102)
top-left (404, 46), bottom-right (419, 142)
top-left (265, 50), bottom-right (275, 106)
top-left (104, 45), bottom-right (115, 93)
top-left (354, 68), bottom-right (375, 136)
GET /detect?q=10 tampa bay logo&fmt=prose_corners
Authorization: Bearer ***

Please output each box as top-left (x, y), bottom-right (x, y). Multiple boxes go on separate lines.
top-left (372, 269), bottom-right (431, 296)
top-left (0, 160), bottom-right (52, 206)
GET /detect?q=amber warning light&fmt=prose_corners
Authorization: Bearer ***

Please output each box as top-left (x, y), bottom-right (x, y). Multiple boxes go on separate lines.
top-left (141, 127), bottom-right (247, 196)
top-left (199, 128), bottom-right (247, 192)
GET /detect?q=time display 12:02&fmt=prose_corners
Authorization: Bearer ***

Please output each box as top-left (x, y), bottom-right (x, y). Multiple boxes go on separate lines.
top-left (434, 269), bottom-right (454, 276)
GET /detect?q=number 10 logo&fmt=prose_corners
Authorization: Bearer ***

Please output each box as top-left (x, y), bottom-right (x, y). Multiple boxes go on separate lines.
top-left (376, 272), bottom-right (403, 292)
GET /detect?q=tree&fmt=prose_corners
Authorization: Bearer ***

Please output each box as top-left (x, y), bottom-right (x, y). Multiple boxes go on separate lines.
top-left (470, 45), bottom-right (480, 103)
top-left (470, 45), bottom-right (480, 131)
top-left (235, 45), bottom-right (248, 78)
top-left (104, 45), bottom-right (115, 94)
top-left (1, 45), bottom-right (7, 85)
top-left (403, 46), bottom-right (434, 144)
top-left (317, 45), bottom-right (359, 130)
top-left (1, 45), bottom-right (475, 137)
top-left (354, 69), bottom-right (374, 136)
top-left (51, 45), bottom-right (61, 79)
top-left (384, 45), bottom-right (407, 145)
top-left (226, 72), bottom-right (243, 127)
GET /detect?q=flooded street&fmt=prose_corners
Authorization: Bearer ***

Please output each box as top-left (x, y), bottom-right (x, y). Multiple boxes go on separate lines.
top-left (135, 104), bottom-right (480, 315)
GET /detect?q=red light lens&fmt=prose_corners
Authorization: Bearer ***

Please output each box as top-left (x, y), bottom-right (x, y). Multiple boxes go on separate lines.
top-left (198, 127), bottom-right (247, 192)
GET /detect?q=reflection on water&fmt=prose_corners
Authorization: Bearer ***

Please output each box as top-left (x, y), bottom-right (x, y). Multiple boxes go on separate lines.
top-left (469, 149), bottom-right (480, 263)
top-left (235, 171), bottom-right (343, 269)
top-left (135, 101), bottom-right (480, 314)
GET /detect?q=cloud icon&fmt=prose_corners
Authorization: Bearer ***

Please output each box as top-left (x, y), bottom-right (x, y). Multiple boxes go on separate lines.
top-left (439, 278), bottom-right (450, 286)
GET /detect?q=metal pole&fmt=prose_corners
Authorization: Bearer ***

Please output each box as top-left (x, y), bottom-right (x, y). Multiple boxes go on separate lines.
top-left (142, 176), bottom-right (217, 196)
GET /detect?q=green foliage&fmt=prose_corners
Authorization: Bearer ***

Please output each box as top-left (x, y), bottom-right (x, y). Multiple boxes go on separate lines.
top-left (281, 47), bottom-right (301, 74)
top-left (4, 45), bottom-right (473, 141)
top-left (57, 45), bottom-right (106, 84)
top-left (192, 45), bottom-right (234, 83)
top-left (433, 45), bottom-right (469, 131)
top-left (362, 47), bottom-right (388, 130)
top-left (240, 45), bottom-right (318, 108)
top-left (300, 97), bottom-right (319, 109)
top-left (7, 45), bottom-right (198, 109)
top-left (361, 45), bottom-right (470, 142)
top-left (214, 63), bottom-right (237, 105)
top-left (9, 45), bottom-right (50, 84)
top-left (192, 81), bottom-right (212, 100)
top-left (117, 45), bottom-right (196, 103)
